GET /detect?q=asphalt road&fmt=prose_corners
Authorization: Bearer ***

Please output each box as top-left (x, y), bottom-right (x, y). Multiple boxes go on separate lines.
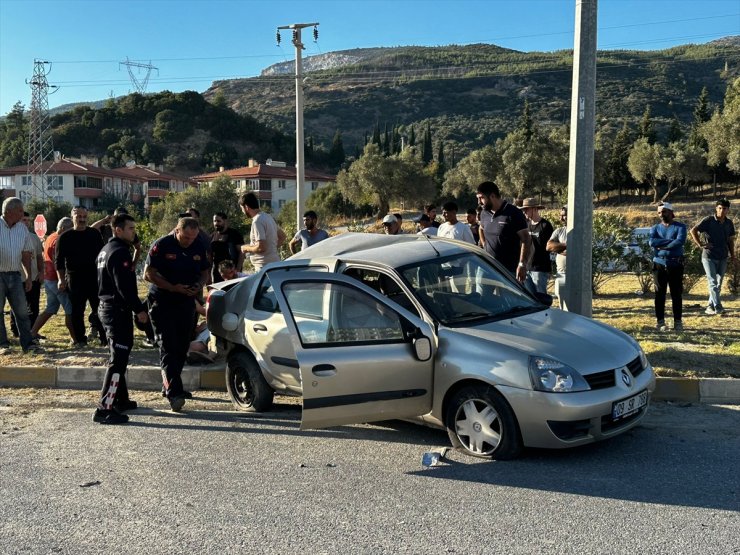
top-left (0, 390), bottom-right (738, 554)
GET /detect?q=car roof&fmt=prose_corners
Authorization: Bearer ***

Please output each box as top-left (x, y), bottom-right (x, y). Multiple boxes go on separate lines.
top-left (289, 232), bottom-right (474, 268)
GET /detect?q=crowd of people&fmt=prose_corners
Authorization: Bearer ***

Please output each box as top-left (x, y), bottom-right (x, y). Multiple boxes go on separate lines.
top-left (0, 185), bottom-right (735, 425)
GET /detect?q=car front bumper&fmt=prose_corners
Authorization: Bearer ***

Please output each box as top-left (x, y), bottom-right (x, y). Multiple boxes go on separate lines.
top-left (499, 367), bottom-right (656, 449)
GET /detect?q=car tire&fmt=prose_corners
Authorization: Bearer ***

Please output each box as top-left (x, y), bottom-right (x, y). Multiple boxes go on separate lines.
top-left (225, 352), bottom-right (274, 412)
top-left (445, 385), bottom-right (522, 460)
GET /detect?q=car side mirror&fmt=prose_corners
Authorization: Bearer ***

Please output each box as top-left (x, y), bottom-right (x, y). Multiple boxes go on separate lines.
top-left (413, 335), bottom-right (432, 362)
top-left (534, 292), bottom-right (553, 307)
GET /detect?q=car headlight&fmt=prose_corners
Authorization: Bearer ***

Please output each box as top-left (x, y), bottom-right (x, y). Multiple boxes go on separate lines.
top-left (528, 356), bottom-right (590, 393)
top-left (638, 345), bottom-right (649, 370)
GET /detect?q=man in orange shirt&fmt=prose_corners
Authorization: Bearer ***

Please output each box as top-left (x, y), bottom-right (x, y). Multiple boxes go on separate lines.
top-left (31, 217), bottom-right (76, 343)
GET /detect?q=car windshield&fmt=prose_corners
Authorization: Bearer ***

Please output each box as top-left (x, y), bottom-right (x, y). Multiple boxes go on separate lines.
top-left (398, 252), bottom-right (544, 325)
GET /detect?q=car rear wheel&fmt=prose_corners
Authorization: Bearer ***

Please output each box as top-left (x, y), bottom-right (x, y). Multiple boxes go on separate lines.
top-left (225, 352), bottom-right (274, 412)
top-left (445, 385), bottom-right (522, 460)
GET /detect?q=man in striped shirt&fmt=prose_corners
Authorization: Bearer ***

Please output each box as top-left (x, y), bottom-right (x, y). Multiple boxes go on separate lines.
top-left (0, 197), bottom-right (41, 354)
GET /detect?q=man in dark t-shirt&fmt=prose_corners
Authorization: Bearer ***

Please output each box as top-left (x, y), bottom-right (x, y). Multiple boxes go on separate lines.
top-left (521, 198), bottom-right (554, 295)
top-left (210, 212), bottom-right (244, 283)
top-left (55, 206), bottom-right (105, 346)
top-left (476, 181), bottom-right (531, 281)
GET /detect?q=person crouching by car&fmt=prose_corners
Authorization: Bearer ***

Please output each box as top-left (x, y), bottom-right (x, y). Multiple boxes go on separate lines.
top-left (649, 202), bottom-right (687, 332)
top-left (144, 217), bottom-right (210, 412)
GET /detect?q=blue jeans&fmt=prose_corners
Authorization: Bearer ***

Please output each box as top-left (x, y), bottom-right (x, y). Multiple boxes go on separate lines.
top-left (701, 257), bottom-right (728, 309)
top-left (0, 271), bottom-right (33, 349)
top-left (525, 271), bottom-right (550, 295)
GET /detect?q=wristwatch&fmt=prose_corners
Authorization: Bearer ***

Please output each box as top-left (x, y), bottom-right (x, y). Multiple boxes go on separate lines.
top-left (518, 262), bottom-right (525, 268)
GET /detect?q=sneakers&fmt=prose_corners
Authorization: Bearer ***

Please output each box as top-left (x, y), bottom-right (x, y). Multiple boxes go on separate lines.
top-left (705, 306), bottom-right (716, 315)
top-left (114, 399), bottom-right (138, 412)
top-left (142, 338), bottom-right (157, 348)
top-left (673, 321), bottom-right (684, 332)
top-left (168, 395), bottom-right (186, 412)
top-left (656, 320), bottom-right (667, 332)
top-left (715, 306), bottom-right (725, 315)
top-left (92, 408), bottom-right (129, 425)
top-left (0, 344), bottom-right (11, 355)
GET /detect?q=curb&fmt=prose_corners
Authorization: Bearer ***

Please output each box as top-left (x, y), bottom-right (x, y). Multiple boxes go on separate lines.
top-left (0, 364), bottom-right (227, 392)
top-left (0, 366), bottom-right (739, 404)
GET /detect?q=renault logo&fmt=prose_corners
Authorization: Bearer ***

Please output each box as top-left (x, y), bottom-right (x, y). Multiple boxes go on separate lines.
top-left (621, 368), bottom-right (632, 387)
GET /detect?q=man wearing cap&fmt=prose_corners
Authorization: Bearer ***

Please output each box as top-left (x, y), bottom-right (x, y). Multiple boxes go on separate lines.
top-left (690, 198), bottom-right (736, 315)
top-left (650, 202), bottom-right (687, 331)
top-left (521, 198), bottom-right (554, 295)
top-left (381, 214), bottom-right (401, 235)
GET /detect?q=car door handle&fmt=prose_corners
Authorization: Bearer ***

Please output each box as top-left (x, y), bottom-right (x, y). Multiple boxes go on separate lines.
top-left (252, 324), bottom-right (267, 332)
top-left (312, 364), bottom-right (336, 377)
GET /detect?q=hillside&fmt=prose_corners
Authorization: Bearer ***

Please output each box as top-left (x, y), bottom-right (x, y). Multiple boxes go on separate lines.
top-left (204, 38), bottom-right (740, 155)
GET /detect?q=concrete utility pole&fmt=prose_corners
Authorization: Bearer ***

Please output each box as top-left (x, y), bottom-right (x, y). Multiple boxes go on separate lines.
top-left (563, 0), bottom-right (597, 317)
top-left (278, 22), bottom-right (319, 231)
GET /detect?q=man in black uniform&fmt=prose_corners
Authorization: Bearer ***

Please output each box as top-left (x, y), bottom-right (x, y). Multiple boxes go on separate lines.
top-left (93, 214), bottom-right (149, 425)
top-left (55, 206), bottom-right (106, 346)
top-left (145, 217), bottom-right (209, 411)
top-left (210, 212), bottom-right (244, 283)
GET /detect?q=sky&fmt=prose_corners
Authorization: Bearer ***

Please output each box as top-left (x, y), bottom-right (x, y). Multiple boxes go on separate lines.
top-left (0, 0), bottom-right (738, 115)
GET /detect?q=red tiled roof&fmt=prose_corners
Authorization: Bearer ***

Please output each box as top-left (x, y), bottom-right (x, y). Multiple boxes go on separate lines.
top-left (115, 165), bottom-right (196, 184)
top-left (0, 159), bottom-right (141, 181)
top-left (192, 163), bottom-right (335, 182)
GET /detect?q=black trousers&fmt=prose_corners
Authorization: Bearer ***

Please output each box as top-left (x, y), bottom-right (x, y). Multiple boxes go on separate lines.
top-left (10, 280), bottom-right (41, 334)
top-left (653, 263), bottom-right (683, 322)
top-left (149, 297), bottom-right (195, 398)
top-left (97, 304), bottom-right (133, 410)
top-left (67, 272), bottom-right (106, 344)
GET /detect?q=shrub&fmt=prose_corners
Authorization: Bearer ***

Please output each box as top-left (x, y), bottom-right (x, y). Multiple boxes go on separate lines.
top-left (625, 234), bottom-right (654, 295)
top-left (592, 211), bottom-right (632, 294)
top-left (682, 240), bottom-right (704, 294)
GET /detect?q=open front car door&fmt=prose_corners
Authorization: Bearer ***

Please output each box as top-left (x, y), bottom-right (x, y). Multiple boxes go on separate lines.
top-left (267, 270), bottom-right (436, 430)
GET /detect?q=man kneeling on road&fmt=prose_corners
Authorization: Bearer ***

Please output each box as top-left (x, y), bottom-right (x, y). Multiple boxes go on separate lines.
top-left (93, 214), bottom-right (149, 425)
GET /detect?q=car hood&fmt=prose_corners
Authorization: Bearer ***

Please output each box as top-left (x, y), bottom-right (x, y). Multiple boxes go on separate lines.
top-left (445, 308), bottom-right (640, 375)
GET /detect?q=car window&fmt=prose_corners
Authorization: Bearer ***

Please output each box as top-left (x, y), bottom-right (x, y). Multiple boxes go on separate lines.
top-left (399, 252), bottom-right (542, 325)
top-left (253, 274), bottom-right (280, 313)
top-left (343, 267), bottom-right (420, 317)
top-left (282, 281), bottom-right (405, 346)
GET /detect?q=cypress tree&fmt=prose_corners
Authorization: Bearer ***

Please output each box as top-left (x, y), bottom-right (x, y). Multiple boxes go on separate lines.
top-left (638, 105), bottom-right (656, 144)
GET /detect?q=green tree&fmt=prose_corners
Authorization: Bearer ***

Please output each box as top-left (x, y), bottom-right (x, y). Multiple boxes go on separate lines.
top-left (0, 101), bottom-right (27, 167)
top-left (152, 109), bottom-right (193, 143)
top-left (337, 143), bottom-right (434, 217)
top-left (328, 129), bottom-right (345, 169)
top-left (638, 105), bottom-right (656, 144)
top-left (605, 121), bottom-right (635, 201)
top-left (667, 115), bottom-right (683, 144)
top-left (627, 137), bottom-right (664, 203)
top-left (688, 86), bottom-right (710, 149)
top-left (701, 77), bottom-right (740, 174)
top-left (421, 121), bottom-right (433, 165)
top-left (442, 144), bottom-right (502, 198)
top-left (657, 142), bottom-right (709, 201)
top-left (148, 175), bottom-right (242, 238)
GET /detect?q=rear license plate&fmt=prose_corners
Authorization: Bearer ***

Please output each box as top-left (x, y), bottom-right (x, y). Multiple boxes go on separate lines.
top-left (612, 390), bottom-right (648, 420)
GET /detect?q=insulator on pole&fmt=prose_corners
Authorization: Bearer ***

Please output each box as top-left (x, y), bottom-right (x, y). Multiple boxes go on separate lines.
top-left (276, 29), bottom-right (281, 45)
top-left (313, 26), bottom-right (318, 42)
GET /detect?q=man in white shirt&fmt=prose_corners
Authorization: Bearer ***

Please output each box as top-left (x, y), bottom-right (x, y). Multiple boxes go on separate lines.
top-left (0, 197), bottom-right (40, 354)
top-left (437, 201), bottom-right (476, 244)
top-left (416, 214), bottom-right (438, 236)
top-left (238, 192), bottom-right (286, 271)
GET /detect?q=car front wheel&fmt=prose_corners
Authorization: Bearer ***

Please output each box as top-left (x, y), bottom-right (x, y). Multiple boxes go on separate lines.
top-left (445, 385), bottom-right (522, 460)
top-left (225, 352), bottom-right (274, 412)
